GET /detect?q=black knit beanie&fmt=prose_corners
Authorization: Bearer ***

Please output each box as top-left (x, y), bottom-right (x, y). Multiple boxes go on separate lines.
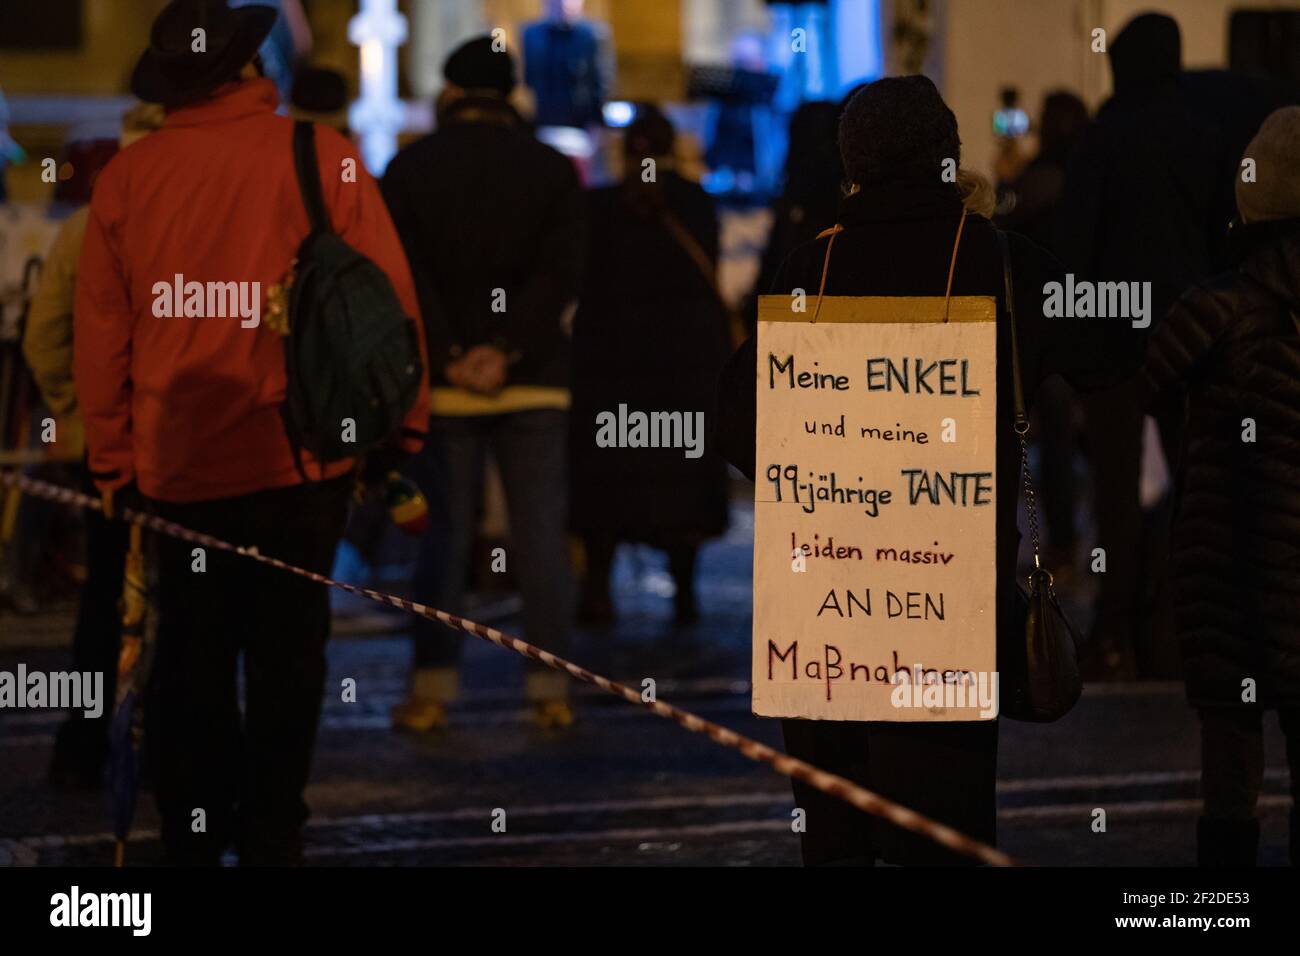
top-left (444, 35), bottom-right (516, 96)
top-left (839, 75), bottom-right (960, 186)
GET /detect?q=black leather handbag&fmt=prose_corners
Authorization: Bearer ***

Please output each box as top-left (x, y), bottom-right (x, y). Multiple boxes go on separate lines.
top-left (997, 231), bottom-right (1083, 723)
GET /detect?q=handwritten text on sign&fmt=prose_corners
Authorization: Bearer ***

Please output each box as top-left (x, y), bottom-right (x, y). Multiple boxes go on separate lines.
top-left (753, 296), bottom-right (998, 721)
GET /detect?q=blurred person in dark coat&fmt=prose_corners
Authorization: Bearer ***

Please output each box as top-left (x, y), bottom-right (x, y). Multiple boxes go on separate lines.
top-left (1144, 107), bottom-right (1300, 866)
top-left (569, 106), bottom-right (730, 627)
top-left (744, 101), bottom-right (845, 336)
top-left (1054, 13), bottom-right (1229, 679)
top-left (995, 91), bottom-right (1090, 577)
top-left (381, 36), bottom-right (585, 730)
top-left (522, 0), bottom-right (610, 129)
top-left (1181, 68), bottom-right (1299, 220)
top-left (716, 76), bottom-right (1142, 865)
top-left (997, 92), bottom-right (1089, 251)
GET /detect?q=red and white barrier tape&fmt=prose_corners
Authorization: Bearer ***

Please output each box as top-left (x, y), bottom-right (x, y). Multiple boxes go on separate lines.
top-left (1, 468), bottom-right (1014, 866)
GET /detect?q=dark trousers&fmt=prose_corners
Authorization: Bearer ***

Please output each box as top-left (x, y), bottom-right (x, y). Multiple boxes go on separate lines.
top-left (51, 467), bottom-right (128, 780)
top-left (147, 477), bottom-right (350, 865)
top-left (1200, 708), bottom-right (1300, 818)
top-left (1081, 378), bottom-right (1179, 677)
top-left (1199, 708), bottom-right (1300, 866)
top-left (410, 410), bottom-right (573, 671)
top-left (1081, 382), bottom-right (1144, 649)
top-left (1034, 375), bottom-right (1078, 556)
top-left (582, 530), bottom-right (699, 604)
top-left (782, 718), bottom-right (998, 866)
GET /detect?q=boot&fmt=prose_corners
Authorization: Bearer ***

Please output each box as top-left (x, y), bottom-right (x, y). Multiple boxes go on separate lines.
top-left (577, 536), bottom-right (616, 627)
top-left (390, 667), bottom-right (456, 732)
top-left (673, 588), bottom-right (700, 626)
top-left (668, 544), bottom-right (700, 626)
top-left (391, 698), bottom-right (447, 732)
top-left (526, 671), bottom-right (574, 729)
top-left (1197, 816), bottom-right (1259, 867)
top-left (533, 699), bottom-right (575, 729)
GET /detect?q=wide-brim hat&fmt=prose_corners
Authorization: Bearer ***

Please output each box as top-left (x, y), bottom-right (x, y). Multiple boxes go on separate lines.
top-left (131, 0), bottom-right (277, 106)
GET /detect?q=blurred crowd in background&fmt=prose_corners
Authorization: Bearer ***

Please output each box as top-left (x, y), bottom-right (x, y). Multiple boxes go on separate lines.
top-left (1, 0), bottom-right (1299, 867)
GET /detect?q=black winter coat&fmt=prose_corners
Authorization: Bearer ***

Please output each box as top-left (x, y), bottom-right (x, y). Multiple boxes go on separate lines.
top-left (715, 179), bottom-right (1143, 863)
top-left (1053, 27), bottom-right (1231, 327)
top-left (569, 173), bottom-right (730, 538)
top-left (380, 97), bottom-right (584, 390)
top-left (1144, 219), bottom-right (1300, 710)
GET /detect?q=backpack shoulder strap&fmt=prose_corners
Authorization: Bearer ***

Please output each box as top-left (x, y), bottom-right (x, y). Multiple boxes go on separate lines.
top-left (293, 120), bottom-right (332, 235)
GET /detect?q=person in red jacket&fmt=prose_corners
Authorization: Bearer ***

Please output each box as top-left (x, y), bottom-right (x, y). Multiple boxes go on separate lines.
top-left (74, 0), bottom-right (428, 864)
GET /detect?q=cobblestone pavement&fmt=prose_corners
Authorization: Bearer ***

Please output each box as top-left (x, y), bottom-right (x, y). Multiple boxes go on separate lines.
top-left (0, 504), bottom-right (1293, 866)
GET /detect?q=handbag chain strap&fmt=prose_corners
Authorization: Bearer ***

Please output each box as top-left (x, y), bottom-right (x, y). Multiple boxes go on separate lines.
top-left (997, 230), bottom-right (1047, 578)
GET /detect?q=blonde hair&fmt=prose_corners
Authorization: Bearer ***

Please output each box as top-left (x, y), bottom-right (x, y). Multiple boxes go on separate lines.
top-left (957, 168), bottom-right (996, 218)
top-left (120, 103), bottom-right (166, 148)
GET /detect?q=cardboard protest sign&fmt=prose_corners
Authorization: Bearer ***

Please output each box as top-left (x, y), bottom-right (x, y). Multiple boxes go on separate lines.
top-left (753, 295), bottom-right (998, 722)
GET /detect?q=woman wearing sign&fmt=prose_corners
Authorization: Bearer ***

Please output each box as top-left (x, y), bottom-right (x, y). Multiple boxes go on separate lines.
top-left (717, 76), bottom-right (1140, 865)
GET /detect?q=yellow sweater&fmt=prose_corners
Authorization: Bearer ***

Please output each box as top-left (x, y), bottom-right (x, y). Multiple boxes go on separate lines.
top-left (429, 384), bottom-right (570, 417)
top-left (22, 207), bottom-right (88, 459)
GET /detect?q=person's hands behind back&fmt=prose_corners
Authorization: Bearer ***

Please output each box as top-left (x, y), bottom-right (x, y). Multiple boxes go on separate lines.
top-left (445, 345), bottom-right (508, 395)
